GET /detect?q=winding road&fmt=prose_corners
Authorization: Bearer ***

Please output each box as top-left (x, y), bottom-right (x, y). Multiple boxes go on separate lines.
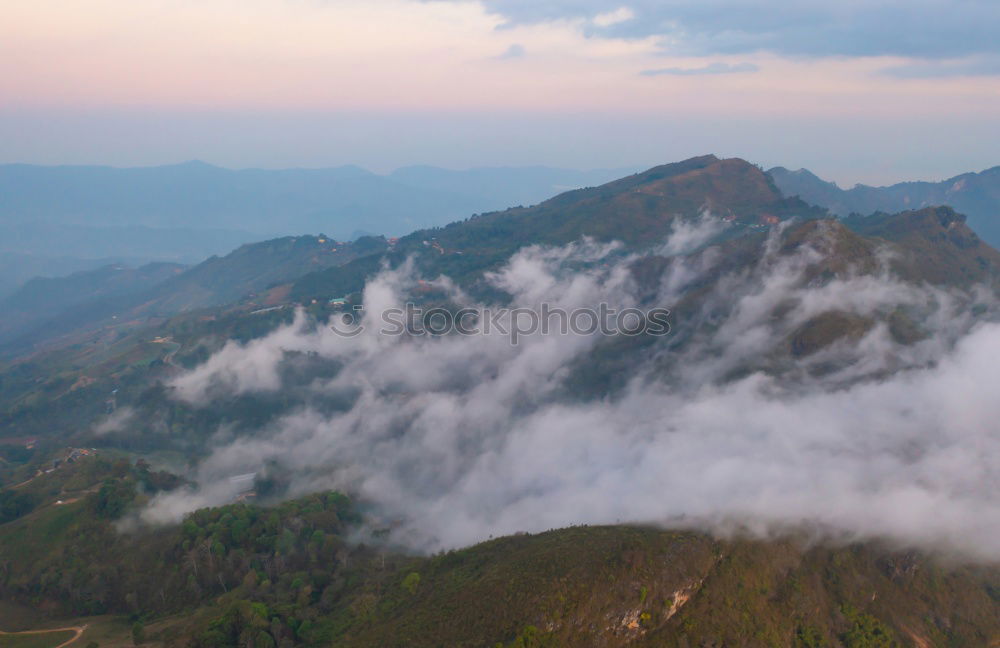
top-left (0, 625), bottom-right (87, 648)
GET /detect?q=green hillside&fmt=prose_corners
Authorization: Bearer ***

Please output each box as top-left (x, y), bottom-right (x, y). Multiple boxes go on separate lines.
top-left (0, 458), bottom-right (996, 647)
top-left (0, 234), bottom-right (385, 357)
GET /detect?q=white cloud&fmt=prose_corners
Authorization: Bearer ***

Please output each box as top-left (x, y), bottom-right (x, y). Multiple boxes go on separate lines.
top-left (148, 222), bottom-right (1000, 561)
top-left (592, 7), bottom-right (634, 27)
top-left (640, 62), bottom-right (759, 76)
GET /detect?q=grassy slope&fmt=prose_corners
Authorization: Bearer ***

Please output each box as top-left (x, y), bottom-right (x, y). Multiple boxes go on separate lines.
top-left (0, 631), bottom-right (76, 648)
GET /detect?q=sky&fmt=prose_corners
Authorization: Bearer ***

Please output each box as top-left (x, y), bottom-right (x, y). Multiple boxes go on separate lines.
top-left (1, 0), bottom-right (999, 186)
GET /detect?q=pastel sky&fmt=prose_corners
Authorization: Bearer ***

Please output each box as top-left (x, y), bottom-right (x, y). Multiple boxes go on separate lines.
top-left (1, 0), bottom-right (998, 185)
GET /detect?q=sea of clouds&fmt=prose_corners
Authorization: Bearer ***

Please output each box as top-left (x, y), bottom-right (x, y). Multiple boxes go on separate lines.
top-left (140, 217), bottom-right (1000, 560)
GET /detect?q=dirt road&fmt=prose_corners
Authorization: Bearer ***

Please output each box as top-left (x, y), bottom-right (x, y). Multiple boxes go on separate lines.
top-left (0, 625), bottom-right (86, 648)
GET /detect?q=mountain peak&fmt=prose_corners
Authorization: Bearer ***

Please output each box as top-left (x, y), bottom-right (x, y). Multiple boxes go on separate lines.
top-left (633, 154), bottom-right (719, 181)
top-left (844, 205), bottom-right (1000, 285)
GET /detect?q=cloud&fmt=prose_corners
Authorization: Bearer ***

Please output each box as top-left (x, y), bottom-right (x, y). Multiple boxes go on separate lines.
top-left (461, 0), bottom-right (1000, 59)
top-left (496, 43), bottom-right (526, 60)
top-left (592, 7), bottom-right (634, 28)
top-left (147, 219), bottom-right (1000, 561)
top-left (640, 62), bottom-right (758, 76)
top-left (882, 55), bottom-right (1000, 78)
top-left (92, 406), bottom-right (136, 436)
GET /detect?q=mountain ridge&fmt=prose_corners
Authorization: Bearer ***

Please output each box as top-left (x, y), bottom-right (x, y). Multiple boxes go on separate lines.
top-left (291, 155), bottom-right (828, 301)
top-left (769, 163), bottom-right (1000, 246)
top-left (8, 156), bottom-right (999, 360)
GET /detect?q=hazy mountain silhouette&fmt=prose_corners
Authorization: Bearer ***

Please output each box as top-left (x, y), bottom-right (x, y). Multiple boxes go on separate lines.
top-left (769, 164), bottom-right (1000, 246)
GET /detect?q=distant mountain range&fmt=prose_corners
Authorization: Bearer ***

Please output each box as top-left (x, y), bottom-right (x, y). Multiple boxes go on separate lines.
top-left (0, 161), bottom-right (633, 298)
top-left (0, 161), bottom-right (632, 239)
top-left (768, 164), bottom-right (1000, 246)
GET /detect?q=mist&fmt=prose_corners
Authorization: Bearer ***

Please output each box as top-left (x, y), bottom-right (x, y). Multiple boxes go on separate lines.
top-left (143, 219), bottom-right (1000, 560)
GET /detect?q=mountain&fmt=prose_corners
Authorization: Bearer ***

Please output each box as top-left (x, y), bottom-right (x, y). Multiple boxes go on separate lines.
top-left (843, 205), bottom-right (1000, 285)
top-left (0, 252), bottom-right (158, 300)
top-left (0, 262), bottom-right (187, 344)
top-left (0, 222), bottom-right (263, 306)
top-left (0, 155), bottom-right (812, 353)
top-left (6, 155), bottom-right (1000, 443)
top-left (328, 527), bottom-right (1000, 648)
top-left (0, 234), bottom-right (386, 353)
top-left (768, 164), bottom-right (1000, 246)
top-left (292, 155), bottom-right (827, 300)
top-left (0, 458), bottom-right (996, 647)
top-left (139, 234), bottom-right (387, 314)
top-left (8, 155), bottom-right (996, 444)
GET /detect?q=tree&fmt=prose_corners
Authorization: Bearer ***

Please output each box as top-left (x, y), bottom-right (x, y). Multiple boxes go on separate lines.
top-left (401, 572), bottom-right (421, 595)
top-left (89, 478), bottom-right (136, 519)
top-left (131, 621), bottom-right (146, 645)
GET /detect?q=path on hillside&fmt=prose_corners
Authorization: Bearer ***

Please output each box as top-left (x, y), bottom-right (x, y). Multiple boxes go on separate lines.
top-left (0, 625), bottom-right (87, 648)
top-left (8, 471), bottom-right (42, 490)
top-left (153, 337), bottom-right (182, 369)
